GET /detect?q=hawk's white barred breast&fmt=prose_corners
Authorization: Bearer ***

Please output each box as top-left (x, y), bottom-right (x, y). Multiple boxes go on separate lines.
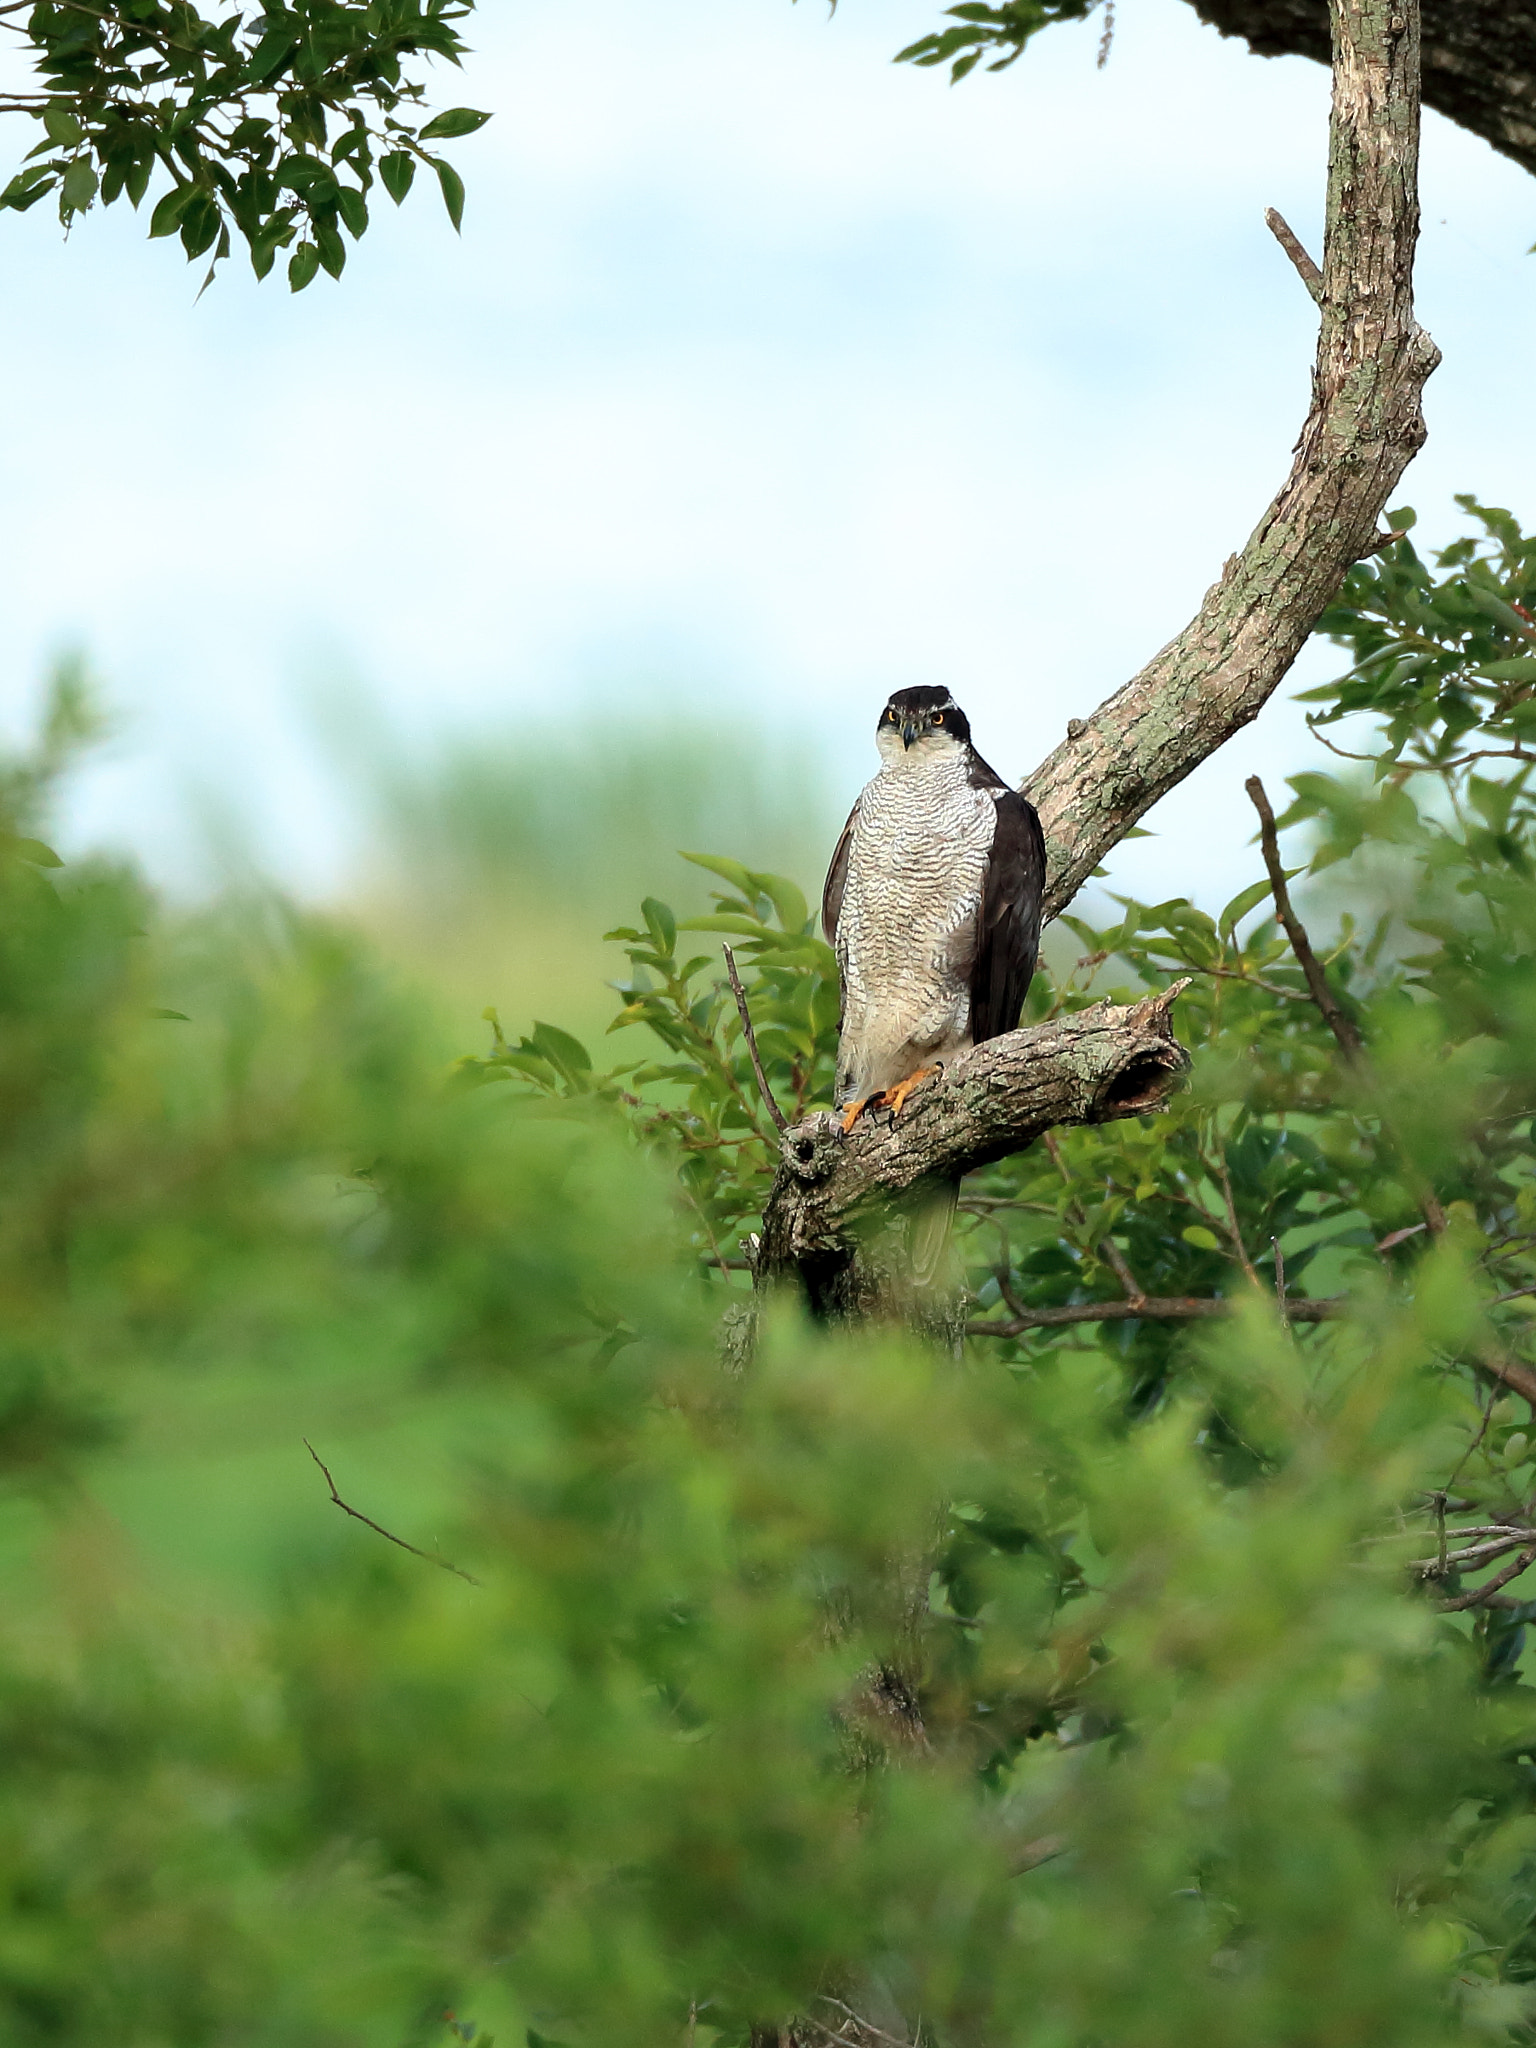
top-left (834, 749), bottom-right (996, 1105)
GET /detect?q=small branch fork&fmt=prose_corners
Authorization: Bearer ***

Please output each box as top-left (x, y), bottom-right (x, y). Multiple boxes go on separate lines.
top-left (303, 1440), bottom-right (481, 1587)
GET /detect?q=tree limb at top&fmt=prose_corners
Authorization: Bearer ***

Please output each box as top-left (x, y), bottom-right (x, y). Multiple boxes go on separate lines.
top-left (1190, 0), bottom-right (1536, 182)
top-left (1026, 0), bottom-right (1438, 921)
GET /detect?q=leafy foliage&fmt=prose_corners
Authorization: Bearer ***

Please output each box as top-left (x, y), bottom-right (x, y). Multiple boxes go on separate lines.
top-left (894, 0), bottom-right (1105, 84)
top-left (13, 503), bottom-right (1536, 2041)
top-left (0, 0), bottom-right (489, 287)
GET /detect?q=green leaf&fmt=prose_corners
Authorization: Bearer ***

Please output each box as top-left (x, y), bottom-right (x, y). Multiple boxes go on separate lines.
top-left (148, 183), bottom-right (196, 239)
top-left (755, 873), bottom-right (809, 935)
top-left (149, 1009), bottom-right (191, 1022)
top-left (1479, 658), bottom-right (1536, 682)
top-left (528, 1021), bottom-right (593, 1078)
top-left (1218, 878), bottom-right (1274, 942)
top-left (677, 915), bottom-right (775, 939)
top-left (287, 240), bottom-right (320, 291)
top-left (1181, 1225), bottom-right (1222, 1251)
top-left (433, 156), bottom-right (465, 232)
top-left (418, 107), bottom-right (493, 141)
top-left (679, 851), bottom-right (758, 897)
top-left (641, 898), bottom-right (677, 958)
top-left (43, 103), bottom-right (84, 149)
top-left (0, 166), bottom-right (56, 213)
top-left (379, 150), bottom-right (415, 204)
top-left (314, 220), bottom-right (346, 278)
top-left (335, 184), bottom-right (367, 238)
top-left (60, 155), bottom-right (97, 215)
top-left (10, 837), bottom-right (62, 868)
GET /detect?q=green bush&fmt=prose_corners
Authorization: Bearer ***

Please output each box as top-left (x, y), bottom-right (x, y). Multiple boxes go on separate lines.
top-left (5, 501), bottom-right (1536, 2043)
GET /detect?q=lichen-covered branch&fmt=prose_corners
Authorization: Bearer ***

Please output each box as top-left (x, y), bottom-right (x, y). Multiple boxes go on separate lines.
top-left (756, 987), bottom-right (1190, 1315)
top-left (1027, 0), bottom-right (1438, 921)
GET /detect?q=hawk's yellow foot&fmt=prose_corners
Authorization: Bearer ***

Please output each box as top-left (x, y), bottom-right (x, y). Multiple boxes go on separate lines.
top-left (841, 1095), bottom-right (874, 1134)
top-left (884, 1065), bottom-right (938, 1116)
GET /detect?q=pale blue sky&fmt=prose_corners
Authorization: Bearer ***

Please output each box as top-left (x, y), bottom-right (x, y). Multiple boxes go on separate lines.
top-left (0, 0), bottom-right (1532, 903)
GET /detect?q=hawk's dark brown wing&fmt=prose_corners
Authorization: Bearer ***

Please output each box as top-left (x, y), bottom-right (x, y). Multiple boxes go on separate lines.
top-left (969, 789), bottom-right (1046, 1044)
top-left (821, 800), bottom-right (859, 946)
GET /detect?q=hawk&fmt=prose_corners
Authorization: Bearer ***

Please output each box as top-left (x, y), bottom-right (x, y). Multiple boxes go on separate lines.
top-left (822, 686), bottom-right (1046, 1132)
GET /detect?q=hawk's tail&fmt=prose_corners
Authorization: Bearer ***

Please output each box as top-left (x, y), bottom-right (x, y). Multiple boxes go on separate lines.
top-left (908, 1178), bottom-right (960, 1292)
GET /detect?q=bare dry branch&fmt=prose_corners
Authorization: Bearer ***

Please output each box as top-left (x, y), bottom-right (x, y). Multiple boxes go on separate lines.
top-left (1438, 1542), bottom-right (1536, 1612)
top-left (723, 943), bottom-right (789, 1134)
top-left (304, 1440), bottom-right (481, 1587)
top-left (1247, 772), bottom-right (1450, 1239)
top-left (1246, 775), bottom-right (1366, 1058)
top-left (967, 1291), bottom-right (1342, 1337)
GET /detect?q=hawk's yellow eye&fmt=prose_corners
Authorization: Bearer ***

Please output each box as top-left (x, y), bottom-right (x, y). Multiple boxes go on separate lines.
top-left (932, 712), bottom-right (944, 724)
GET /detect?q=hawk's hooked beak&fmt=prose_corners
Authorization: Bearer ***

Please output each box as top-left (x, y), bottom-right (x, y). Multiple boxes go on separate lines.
top-left (901, 716), bottom-right (922, 750)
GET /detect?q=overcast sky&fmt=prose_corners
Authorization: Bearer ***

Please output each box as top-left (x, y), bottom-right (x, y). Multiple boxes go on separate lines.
top-left (0, 0), bottom-right (1532, 905)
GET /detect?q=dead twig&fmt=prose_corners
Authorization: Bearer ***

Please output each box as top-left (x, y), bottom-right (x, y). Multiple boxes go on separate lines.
top-left (967, 1293), bottom-right (1343, 1336)
top-left (1246, 774), bottom-right (1448, 1239)
top-left (723, 944), bottom-right (788, 1134)
top-left (1246, 775), bottom-right (1365, 1060)
top-left (1438, 1542), bottom-right (1536, 1613)
top-left (303, 1440), bottom-right (481, 1587)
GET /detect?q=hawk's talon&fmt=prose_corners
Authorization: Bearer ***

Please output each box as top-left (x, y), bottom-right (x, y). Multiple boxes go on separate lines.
top-left (841, 1096), bottom-right (872, 1134)
top-left (884, 1065), bottom-right (938, 1117)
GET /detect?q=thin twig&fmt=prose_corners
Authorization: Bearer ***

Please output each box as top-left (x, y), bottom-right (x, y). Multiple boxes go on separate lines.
top-left (1247, 774), bottom-right (1448, 1237)
top-left (303, 1440), bottom-right (481, 1587)
top-left (1246, 776), bottom-right (1365, 1059)
top-left (1042, 1129), bottom-right (1146, 1302)
top-left (1214, 1140), bottom-right (1262, 1286)
top-left (815, 1996), bottom-right (916, 2048)
top-left (1438, 1542), bottom-right (1536, 1613)
top-left (1264, 206), bottom-right (1323, 303)
top-left (1416, 1533), bottom-right (1536, 1574)
top-left (967, 1293), bottom-right (1343, 1336)
top-left (1273, 1236), bottom-right (1289, 1332)
top-left (722, 944), bottom-right (788, 1133)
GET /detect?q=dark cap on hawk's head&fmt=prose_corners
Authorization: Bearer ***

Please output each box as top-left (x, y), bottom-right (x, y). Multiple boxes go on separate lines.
top-left (877, 686), bottom-right (973, 751)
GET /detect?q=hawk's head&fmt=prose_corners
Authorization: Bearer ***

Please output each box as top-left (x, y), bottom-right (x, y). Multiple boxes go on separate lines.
top-left (877, 686), bottom-right (972, 762)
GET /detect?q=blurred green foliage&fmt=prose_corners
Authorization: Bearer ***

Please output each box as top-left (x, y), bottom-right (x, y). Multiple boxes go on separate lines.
top-left (9, 502), bottom-right (1536, 2042)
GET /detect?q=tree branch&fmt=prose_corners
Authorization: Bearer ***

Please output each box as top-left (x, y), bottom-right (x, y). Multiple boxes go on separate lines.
top-left (1437, 1541), bottom-right (1536, 1612)
top-left (967, 1291), bottom-right (1342, 1336)
top-left (1025, 0), bottom-right (1437, 921)
top-left (758, 984), bottom-right (1191, 1315)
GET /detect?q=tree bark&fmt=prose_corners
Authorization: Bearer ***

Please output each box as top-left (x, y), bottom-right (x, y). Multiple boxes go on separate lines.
top-left (756, 987), bottom-right (1190, 1310)
top-left (1188, 0), bottom-right (1536, 182)
top-left (759, 0), bottom-right (1437, 1315)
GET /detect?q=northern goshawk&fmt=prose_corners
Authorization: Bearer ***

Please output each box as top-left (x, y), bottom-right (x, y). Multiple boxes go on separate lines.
top-left (822, 686), bottom-right (1045, 1132)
